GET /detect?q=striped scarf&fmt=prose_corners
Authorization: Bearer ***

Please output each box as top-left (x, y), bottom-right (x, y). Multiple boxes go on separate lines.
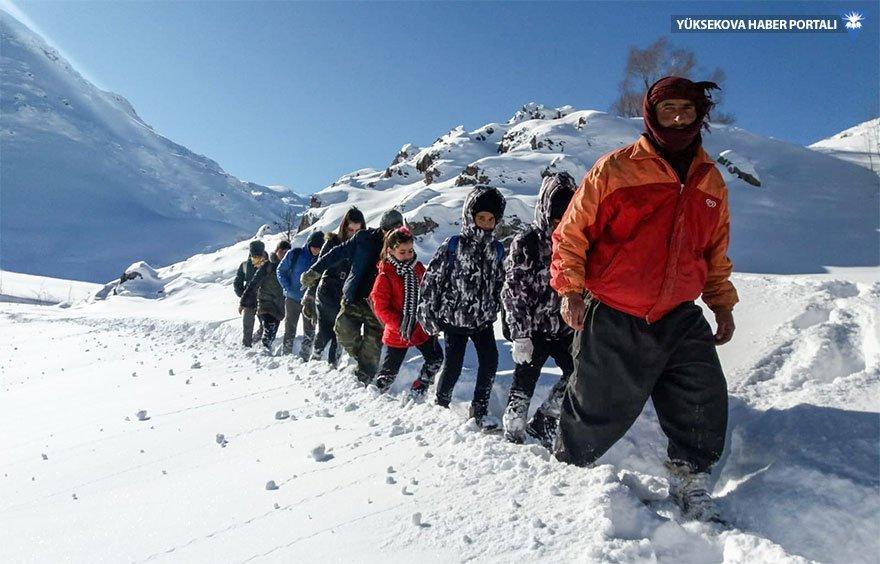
top-left (388, 254), bottom-right (419, 342)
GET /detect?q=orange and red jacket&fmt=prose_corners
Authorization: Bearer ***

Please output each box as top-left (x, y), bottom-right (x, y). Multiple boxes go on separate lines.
top-left (551, 135), bottom-right (738, 323)
top-left (370, 260), bottom-right (431, 348)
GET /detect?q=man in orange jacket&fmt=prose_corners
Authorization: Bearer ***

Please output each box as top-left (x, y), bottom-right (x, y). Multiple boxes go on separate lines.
top-left (550, 76), bottom-right (738, 522)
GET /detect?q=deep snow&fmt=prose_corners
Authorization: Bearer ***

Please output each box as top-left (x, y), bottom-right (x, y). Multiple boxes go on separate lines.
top-left (1, 241), bottom-right (877, 562)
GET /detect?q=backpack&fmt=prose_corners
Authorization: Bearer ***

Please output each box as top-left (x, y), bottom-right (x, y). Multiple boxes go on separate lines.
top-left (445, 235), bottom-right (509, 338)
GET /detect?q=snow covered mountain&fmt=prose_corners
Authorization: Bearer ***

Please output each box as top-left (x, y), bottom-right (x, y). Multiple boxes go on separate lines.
top-left (298, 104), bottom-right (878, 275)
top-left (0, 10), bottom-right (305, 283)
top-left (810, 117), bottom-right (880, 174)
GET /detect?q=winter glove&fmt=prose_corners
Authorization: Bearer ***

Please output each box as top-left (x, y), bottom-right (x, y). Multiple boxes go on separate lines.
top-left (300, 269), bottom-right (321, 290)
top-left (238, 305), bottom-right (244, 315)
top-left (302, 295), bottom-right (317, 323)
top-left (512, 338), bottom-right (534, 365)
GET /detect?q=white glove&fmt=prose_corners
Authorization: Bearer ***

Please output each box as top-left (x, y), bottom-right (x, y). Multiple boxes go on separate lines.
top-left (512, 338), bottom-right (534, 365)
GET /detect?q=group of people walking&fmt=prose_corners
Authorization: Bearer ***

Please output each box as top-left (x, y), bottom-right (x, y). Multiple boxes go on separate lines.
top-left (232, 76), bottom-right (738, 523)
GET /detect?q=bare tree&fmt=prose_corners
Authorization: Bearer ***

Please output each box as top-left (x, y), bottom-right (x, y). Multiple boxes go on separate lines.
top-left (280, 208), bottom-right (296, 242)
top-left (611, 37), bottom-right (734, 124)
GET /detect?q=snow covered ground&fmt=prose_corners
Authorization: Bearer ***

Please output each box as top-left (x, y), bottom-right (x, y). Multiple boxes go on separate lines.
top-left (810, 118), bottom-right (880, 175)
top-left (1, 253), bottom-right (877, 562)
top-left (0, 270), bottom-right (100, 305)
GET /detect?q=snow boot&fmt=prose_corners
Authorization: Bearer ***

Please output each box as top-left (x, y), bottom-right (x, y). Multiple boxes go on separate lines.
top-left (409, 377), bottom-right (430, 402)
top-left (526, 410), bottom-right (559, 450)
top-left (502, 391), bottom-right (530, 444)
top-left (373, 372), bottom-right (396, 393)
top-left (666, 461), bottom-right (721, 522)
top-left (470, 402), bottom-right (499, 431)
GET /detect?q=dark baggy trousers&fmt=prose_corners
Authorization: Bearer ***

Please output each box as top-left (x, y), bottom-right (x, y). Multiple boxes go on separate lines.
top-left (554, 301), bottom-right (728, 473)
top-left (259, 313), bottom-right (281, 349)
top-left (435, 325), bottom-right (498, 415)
top-left (312, 302), bottom-right (340, 366)
top-left (283, 298), bottom-right (315, 359)
top-left (507, 334), bottom-right (575, 419)
top-left (375, 336), bottom-right (444, 388)
top-left (335, 298), bottom-right (384, 382)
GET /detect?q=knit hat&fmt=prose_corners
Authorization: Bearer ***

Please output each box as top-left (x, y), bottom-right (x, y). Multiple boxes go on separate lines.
top-left (548, 183), bottom-right (575, 220)
top-left (307, 231), bottom-right (324, 249)
top-left (643, 76), bottom-right (719, 153)
top-left (379, 209), bottom-right (405, 231)
top-left (248, 240), bottom-right (265, 257)
top-left (471, 187), bottom-right (505, 220)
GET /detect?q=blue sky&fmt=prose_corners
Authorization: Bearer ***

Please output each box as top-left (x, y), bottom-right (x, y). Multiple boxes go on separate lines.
top-left (8, 1), bottom-right (879, 195)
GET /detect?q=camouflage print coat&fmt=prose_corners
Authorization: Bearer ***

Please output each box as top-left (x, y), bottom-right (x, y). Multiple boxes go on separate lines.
top-left (502, 173), bottom-right (576, 340)
top-left (418, 186), bottom-right (506, 335)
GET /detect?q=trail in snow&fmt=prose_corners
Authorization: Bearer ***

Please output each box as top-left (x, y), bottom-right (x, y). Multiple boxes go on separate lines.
top-left (1, 267), bottom-right (877, 563)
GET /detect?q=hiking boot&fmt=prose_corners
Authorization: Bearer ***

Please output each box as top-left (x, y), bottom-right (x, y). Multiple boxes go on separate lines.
top-left (373, 373), bottom-right (396, 393)
top-left (409, 378), bottom-right (430, 401)
top-left (666, 461), bottom-right (721, 522)
top-left (469, 402), bottom-right (498, 430)
top-left (502, 392), bottom-right (529, 444)
top-left (355, 370), bottom-right (373, 386)
top-left (526, 411), bottom-right (559, 450)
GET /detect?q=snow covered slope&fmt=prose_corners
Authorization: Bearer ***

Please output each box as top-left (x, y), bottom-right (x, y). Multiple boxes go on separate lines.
top-left (0, 10), bottom-right (305, 283)
top-left (810, 118), bottom-right (880, 174)
top-left (299, 105), bottom-right (878, 275)
top-left (0, 269), bottom-right (100, 305)
top-left (1, 252), bottom-right (877, 562)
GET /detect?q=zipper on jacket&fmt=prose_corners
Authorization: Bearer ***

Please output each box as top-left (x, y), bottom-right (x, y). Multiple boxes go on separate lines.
top-left (646, 164), bottom-right (712, 323)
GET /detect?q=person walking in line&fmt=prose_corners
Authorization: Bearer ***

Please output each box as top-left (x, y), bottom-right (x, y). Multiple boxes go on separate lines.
top-left (276, 232), bottom-right (323, 359)
top-left (305, 207), bottom-right (366, 367)
top-left (240, 242), bottom-right (288, 354)
top-left (418, 185), bottom-right (506, 429)
top-left (234, 240), bottom-right (266, 347)
top-left (501, 172), bottom-right (577, 449)
top-left (370, 227), bottom-right (443, 399)
top-left (301, 209), bottom-right (404, 383)
top-left (550, 76), bottom-right (738, 521)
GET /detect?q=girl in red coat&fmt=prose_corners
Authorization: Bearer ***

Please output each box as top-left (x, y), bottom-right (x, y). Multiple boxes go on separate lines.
top-left (370, 227), bottom-right (444, 398)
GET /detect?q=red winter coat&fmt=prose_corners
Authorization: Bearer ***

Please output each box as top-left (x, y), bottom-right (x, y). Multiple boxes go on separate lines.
top-left (370, 260), bottom-right (431, 348)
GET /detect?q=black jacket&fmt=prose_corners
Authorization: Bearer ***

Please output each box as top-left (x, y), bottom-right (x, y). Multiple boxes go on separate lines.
top-left (240, 254), bottom-right (286, 321)
top-left (311, 234), bottom-right (349, 314)
top-left (309, 228), bottom-right (384, 303)
top-left (501, 173), bottom-right (576, 339)
top-left (234, 259), bottom-right (258, 308)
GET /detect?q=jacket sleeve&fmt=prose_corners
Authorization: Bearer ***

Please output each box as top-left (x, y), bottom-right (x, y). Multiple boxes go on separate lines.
top-left (701, 193), bottom-right (739, 312)
top-left (303, 238), bottom-right (351, 289)
top-left (502, 235), bottom-right (537, 339)
top-left (233, 263), bottom-right (246, 297)
top-left (370, 271), bottom-right (400, 329)
top-left (551, 164), bottom-right (606, 296)
top-left (417, 240), bottom-right (450, 335)
top-left (276, 249), bottom-right (297, 297)
top-left (241, 263), bottom-right (266, 306)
